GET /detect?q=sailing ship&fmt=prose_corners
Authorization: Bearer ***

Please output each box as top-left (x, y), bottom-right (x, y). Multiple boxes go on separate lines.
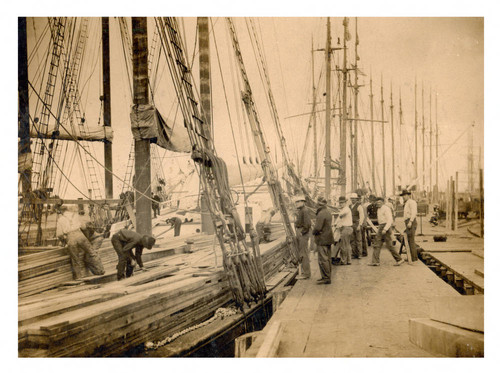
top-left (18, 16), bottom-right (462, 357)
top-left (18, 16), bottom-right (310, 357)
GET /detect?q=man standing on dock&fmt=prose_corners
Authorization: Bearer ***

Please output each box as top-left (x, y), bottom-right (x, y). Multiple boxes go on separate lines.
top-left (335, 196), bottom-right (353, 265)
top-left (294, 196), bottom-right (311, 280)
top-left (312, 196), bottom-right (334, 284)
top-left (368, 198), bottom-right (404, 266)
top-left (111, 228), bottom-right (156, 280)
top-left (349, 194), bottom-right (364, 259)
top-left (401, 189), bottom-right (419, 261)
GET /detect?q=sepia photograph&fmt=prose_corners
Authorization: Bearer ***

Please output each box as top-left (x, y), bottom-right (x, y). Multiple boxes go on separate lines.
top-left (11, 0), bottom-right (493, 364)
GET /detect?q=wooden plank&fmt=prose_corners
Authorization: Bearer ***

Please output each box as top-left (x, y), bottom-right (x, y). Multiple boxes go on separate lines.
top-left (256, 321), bottom-right (282, 357)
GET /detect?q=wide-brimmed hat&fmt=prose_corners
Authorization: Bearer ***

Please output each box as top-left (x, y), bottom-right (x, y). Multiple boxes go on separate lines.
top-left (400, 189), bottom-right (411, 196)
top-left (317, 196), bottom-right (327, 206)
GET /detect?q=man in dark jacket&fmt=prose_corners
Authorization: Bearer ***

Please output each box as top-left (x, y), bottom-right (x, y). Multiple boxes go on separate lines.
top-left (294, 196), bottom-right (311, 280)
top-left (111, 228), bottom-right (156, 280)
top-left (152, 194), bottom-right (161, 218)
top-left (312, 196), bottom-right (334, 284)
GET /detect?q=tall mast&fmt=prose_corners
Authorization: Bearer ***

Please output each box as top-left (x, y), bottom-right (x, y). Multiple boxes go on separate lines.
top-left (390, 83), bottom-right (395, 196)
top-left (435, 93), bottom-right (439, 199)
top-left (421, 81), bottom-right (425, 193)
top-left (311, 37), bottom-right (318, 185)
top-left (429, 87), bottom-right (433, 200)
top-left (325, 17), bottom-right (332, 200)
top-left (398, 88), bottom-right (403, 188)
top-left (198, 17), bottom-right (215, 235)
top-left (370, 73), bottom-right (375, 193)
top-left (340, 17), bottom-right (348, 196)
top-left (353, 17), bottom-right (359, 191)
top-left (102, 17), bottom-right (113, 199)
top-left (18, 17), bottom-right (31, 196)
top-left (414, 78), bottom-right (418, 191)
top-left (380, 75), bottom-right (386, 197)
top-left (132, 17), bottom-right (152, 236)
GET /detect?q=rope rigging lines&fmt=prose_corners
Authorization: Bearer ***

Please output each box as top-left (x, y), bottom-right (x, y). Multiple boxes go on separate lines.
top-left (155, 16), bottom-right (267, 308)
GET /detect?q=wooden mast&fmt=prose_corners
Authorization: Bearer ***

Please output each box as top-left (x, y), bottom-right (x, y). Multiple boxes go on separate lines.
top-left (198, 17), bottom-right (215, 235)
top-left (132, 17), bottom-right (152, 236)
top-left (18, 17), bottom-right (31, 196)
top-left (340, 17), bottom-right (348, 196)
top-left (390, 83), bottom-right (395, 196)
top-left (435, 93), bottom-right (439, 201)
top-left (102, 17), bottom-right (113, 199)
top-left (429, 87), bottom-right (433, 201)
top-left (353, 17), bottom-right (360, 191)
top-left (325, 17), bottom-right (332, 201)
top-left (422, 82), bottom-right (425, 194)
top-left (312, 37), bottom-right (318, 189)
top-left (414, 78), bottom-right (418, 191)
top-left (380, 75), bottom-right (386, 197)
top-left (398, 88), bottom-right (403, 189)
top-left (370, 73), bottom-right (375, 194)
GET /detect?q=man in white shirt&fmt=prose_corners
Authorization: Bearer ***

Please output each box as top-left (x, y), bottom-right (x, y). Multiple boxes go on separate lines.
top-left (401, 189), bottom-right (418, 261)
top-left (368, 198), bottom-right (404, 266)
top-left (335, 196), bottom-right (353, 265)
top-left (56, 203), bottom-right (105, 279)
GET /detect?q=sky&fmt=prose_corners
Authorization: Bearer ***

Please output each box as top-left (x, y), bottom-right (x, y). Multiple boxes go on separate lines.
top-left (23, 15), bottom-right (484, 199)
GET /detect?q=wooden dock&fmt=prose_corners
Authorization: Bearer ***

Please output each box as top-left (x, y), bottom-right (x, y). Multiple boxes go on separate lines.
top-left (240, 220), bottom-right (484, 357)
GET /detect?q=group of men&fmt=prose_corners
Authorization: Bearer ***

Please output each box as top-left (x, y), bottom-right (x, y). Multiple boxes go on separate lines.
top-left (293, 189), bottom-right (419, 285)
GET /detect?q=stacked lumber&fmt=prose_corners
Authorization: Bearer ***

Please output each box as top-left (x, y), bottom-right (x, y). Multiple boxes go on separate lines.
top-left (18, 234), bottom-right (289, 357)
top-left (18, 233), bottom-right (214, 297)
top-left (19, 268), bottom-right (231, 357)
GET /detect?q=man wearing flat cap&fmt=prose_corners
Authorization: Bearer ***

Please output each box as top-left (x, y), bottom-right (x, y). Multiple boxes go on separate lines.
top-left (312, 196), bottom-right (334, 284)
top-left (111, 228), bottom-right (156, 280)
top-left (401, 189), bottom-right (418, 261)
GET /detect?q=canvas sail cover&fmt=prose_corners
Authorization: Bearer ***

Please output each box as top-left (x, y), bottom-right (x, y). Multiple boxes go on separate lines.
top-left (130, 104), bottom-right (191, 153)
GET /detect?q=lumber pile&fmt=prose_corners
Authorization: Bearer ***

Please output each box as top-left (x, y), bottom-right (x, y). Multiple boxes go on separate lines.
top-left (18, 233), bottom-right (214, 297)
top-left (19, 268), bottom-right (231, 356)
top-left (18, 233), bottom-right (290, 357)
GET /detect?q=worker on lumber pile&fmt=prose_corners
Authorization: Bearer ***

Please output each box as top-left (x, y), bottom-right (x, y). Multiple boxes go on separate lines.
top-left (152, 193), bottom-right (161, 218)
top-left (368, 198), bottom-right (404, 267)
top-left (111, 228), bottom-right (156, 280)
top-left (256, 208), bottom-right (276, 243)
top-left (294, 195), bottom-right (311, 280)
top-left (165, 217), bottom-right (183, 237)
top-left (312, 196), bottom-right (334, 284)
top-left (349, 193), bottom-right (364, 259)
top-left (55, 202), bottom-right (105, 279)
